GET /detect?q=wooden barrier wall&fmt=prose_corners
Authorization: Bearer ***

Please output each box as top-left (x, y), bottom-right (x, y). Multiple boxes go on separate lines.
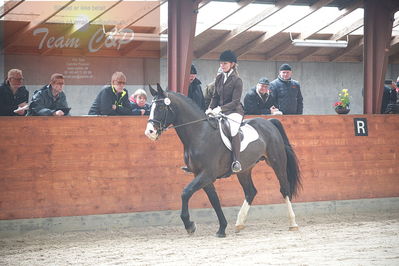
top-left (0, 115), bottom-right (398, 220)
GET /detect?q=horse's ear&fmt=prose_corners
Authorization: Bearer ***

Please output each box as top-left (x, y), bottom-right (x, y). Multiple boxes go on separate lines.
top-left (149, 84), bottom-right (157, 96)
top-left (156, 83), bottom-right (166, 97)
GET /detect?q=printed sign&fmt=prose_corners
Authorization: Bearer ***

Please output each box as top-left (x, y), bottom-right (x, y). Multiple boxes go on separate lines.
top-left (354, 118), bottom-right (368, 136)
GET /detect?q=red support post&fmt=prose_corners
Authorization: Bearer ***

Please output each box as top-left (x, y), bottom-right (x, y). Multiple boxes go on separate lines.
top-left (167, 0), bottom-right (200, 95)
top-left (363, 0), bottom-right (396, 114)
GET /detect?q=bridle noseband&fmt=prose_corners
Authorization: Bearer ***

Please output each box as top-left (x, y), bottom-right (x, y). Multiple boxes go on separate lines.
top-left (147, 97), bottom-right (175, 134)
top-left (148, 95), bottom-right (215, 135)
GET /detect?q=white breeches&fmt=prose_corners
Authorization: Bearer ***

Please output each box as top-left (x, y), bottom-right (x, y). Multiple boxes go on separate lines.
top-left (226, 113), bottom-right (243, 136)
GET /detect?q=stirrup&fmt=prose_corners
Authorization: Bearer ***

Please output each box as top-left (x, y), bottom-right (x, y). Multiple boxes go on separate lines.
top-left (231, 161), bottom-right (242, 173)
top-left (181, 166), bottom-right (192, 173)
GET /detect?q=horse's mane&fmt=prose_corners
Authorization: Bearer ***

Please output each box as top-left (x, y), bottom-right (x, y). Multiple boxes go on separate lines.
top-left (166, 90), bottom-right (206, 116)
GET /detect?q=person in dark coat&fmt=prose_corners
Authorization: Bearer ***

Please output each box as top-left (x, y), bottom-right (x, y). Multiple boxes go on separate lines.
top-left (88, 72), bottom-right (132, 116)
top-left (244, 77), bottom-right (281, 115)
top-left (129, 88), bottom-right (151, 116)
top-left (204, 67), bottom-right (223, 108)
top-left (188, 64), bottom-right (205, 111)
top-left (0, 69), bottom-right (29, 116)
top-left (27, 73), bottom-right (70, 116)
top-left (381, 80), bottom-right (397, 114)
top-left (206, 50), bottom-right (244, 173)
top-left (269, 63), bottom-right (303, 115)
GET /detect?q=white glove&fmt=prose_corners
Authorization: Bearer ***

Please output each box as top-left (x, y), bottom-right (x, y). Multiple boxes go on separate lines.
top-left (211, 106), bottom-right (222, 116)
top-left (272, 111), bottom-right (283, 115)
top-left (205, 108), bottom-right (212, 115)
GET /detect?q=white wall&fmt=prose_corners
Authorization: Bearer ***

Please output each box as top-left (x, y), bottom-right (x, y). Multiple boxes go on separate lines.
top-left (4, 58), bottom-right (399, 115)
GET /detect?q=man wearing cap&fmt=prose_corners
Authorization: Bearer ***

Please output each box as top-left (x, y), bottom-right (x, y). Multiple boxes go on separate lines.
top-left (269, 64), bottom-right (303, 115)
top-left (244, 77), bottom-right (281, 115)
top-left (188, 64), bottom-right (205, 111)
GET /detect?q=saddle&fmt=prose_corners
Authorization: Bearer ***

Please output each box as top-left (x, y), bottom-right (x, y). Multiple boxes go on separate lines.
top-left (218, 117), bottom-right (259, 152)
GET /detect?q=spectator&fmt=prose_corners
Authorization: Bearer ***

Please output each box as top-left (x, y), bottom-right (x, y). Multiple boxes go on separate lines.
top-left (244, 77), bottom-right (281, 115)
top-left (129, 88), bottom-right (151, 116)
top-left (381, 79), bottom-right (397, 114)
top-left (269, 63), bottom-right (303, 114)
top-left (204, 67), bottom-right (223, 108)
top-left (0, 69), bottom-right (29, 116)
top-left (27, 73), bottom-right (70, 116)
top-left (188, 64), bottom-right (205, 111)
top-left (88, 72), bottom-right (132, 116)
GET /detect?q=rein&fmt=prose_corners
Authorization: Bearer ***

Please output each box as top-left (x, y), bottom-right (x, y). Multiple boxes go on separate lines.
top-left (149, 96), bottom-right (242, 133)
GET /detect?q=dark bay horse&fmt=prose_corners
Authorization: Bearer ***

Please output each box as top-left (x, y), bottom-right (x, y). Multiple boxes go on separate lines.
top-left (145, 84), bottom-right (302, 237)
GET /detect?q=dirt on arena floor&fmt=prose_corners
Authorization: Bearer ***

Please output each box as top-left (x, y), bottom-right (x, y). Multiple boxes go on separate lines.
top-left (1, 212), bottom-right (398, 265)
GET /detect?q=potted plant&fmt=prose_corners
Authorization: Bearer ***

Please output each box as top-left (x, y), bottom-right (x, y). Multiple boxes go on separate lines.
top-left (334, 89), bottom-right (351, 114)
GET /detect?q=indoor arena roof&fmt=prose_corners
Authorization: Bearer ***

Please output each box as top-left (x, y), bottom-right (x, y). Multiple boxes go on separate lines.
top-left (1, 0), bottom-right (399, 63)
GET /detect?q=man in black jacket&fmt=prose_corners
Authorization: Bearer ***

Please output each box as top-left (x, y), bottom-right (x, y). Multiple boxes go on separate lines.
top-left (244, 77), bottom-right (281, 115)
top-left (188, 64), bottom-right (205, 111)
top-left (0, 69), bottom-right (29, 116)
top-left (88, 72), bottom-right (132, 116)
top-left (27, 73), bottom-right (70, 116)
top-left (270, 64), bottom-right (303, 115)
top-left (381, 79), bottom-right (397, 114)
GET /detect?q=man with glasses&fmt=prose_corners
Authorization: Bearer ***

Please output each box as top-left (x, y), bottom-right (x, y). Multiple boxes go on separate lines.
top-left (27, 73), bottom-right (70, 116)
top-left (88, 71), bottom-right (132, 115)
top-left (0, 69), bottom-right (29, 116)
top-left (244, 77), bottom-right (281, 115)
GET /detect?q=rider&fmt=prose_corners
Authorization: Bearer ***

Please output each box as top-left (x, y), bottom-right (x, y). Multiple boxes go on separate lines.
top-left (206, 50), bottom-right (244, 173)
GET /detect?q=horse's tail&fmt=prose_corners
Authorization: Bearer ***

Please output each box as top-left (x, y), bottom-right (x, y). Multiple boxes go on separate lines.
top-left (269, 118), bottom-right (302, 198)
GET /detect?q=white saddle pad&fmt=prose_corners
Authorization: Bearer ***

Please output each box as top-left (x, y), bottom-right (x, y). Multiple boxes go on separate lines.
top-left (218, 120), bottom-right (259, 152)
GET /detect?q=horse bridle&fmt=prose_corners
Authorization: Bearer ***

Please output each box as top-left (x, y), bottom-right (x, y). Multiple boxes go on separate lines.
top-left (147, 97), bottom-right (175, 135)
top-left (148, 96), bottom-right (213, 134)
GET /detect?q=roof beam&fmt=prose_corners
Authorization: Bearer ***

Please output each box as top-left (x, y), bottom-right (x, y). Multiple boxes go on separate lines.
top-left (195, 0), bottom-right (254, 37)
top-left (237, 0), bottom-right (334, 58)
top-left (163, 0), bottom-right (254, 57)
top-left (329, 36), bottom-right (363, 61)
top-left (2, 0), bottom-right (75, 51)
top-left (194, 0), bottom-right (295, 59)
top-left (297, 17), bottom-right (363, 61)
top-left (298, 0), bottom-right (362, 41)
top-left (263, 0), bottom-right (335, 60)
top-left (0, 0), bottom-right (25, 19)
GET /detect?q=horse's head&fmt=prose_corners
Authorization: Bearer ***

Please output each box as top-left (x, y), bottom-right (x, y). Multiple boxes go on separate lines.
top-left (145, 84), bottom-right (175, 141)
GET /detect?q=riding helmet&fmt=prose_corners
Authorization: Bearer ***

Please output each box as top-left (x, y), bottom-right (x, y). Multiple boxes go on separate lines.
top-left (219, 50), bottom-right (237, 63)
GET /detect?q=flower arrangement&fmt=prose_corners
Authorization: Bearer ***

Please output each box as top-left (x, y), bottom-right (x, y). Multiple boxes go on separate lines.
top-left (334, 88), bottom-right (350, 109)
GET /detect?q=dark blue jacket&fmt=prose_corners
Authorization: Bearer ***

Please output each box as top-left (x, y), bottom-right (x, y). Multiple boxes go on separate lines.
top-left (0, 81), bottom-right (29, 116)
top-left (244, 87), bottom-right (276, 115)
top-left (131, 102), bottom-right (151, 115)
top-left (270, 77), bottom-right (303, 114)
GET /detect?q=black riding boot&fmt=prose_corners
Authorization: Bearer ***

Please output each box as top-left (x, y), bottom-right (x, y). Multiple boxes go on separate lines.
top-left (231, 134), bottom-right (242, 172)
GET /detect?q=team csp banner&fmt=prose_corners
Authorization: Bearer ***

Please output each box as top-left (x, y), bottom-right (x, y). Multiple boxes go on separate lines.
top-left (2, 1), bottom-right (163, 85)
